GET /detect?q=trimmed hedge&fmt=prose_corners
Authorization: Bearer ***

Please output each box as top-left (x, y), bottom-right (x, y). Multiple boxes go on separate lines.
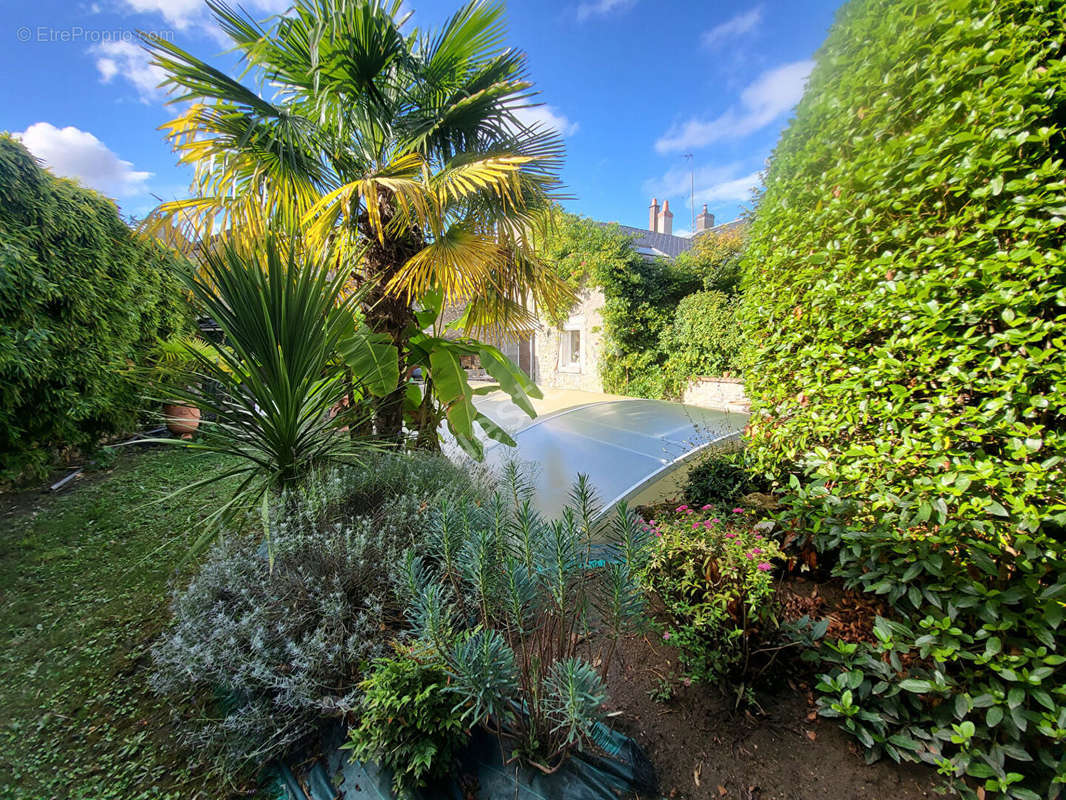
top-left (0, 135), bottom-right (189, 481)
top-left (740, 1), bottom-right (1065, 797)
top-left (660, 291), bottom-right (743, 399)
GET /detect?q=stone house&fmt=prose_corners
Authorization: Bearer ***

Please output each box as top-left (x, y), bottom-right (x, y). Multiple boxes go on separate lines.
top-left (526, 199), bottom-right (739, 395)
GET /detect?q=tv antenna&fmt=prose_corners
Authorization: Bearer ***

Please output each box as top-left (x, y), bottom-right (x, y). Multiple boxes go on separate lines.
top-left (683, 153), bottom-right (695, 233)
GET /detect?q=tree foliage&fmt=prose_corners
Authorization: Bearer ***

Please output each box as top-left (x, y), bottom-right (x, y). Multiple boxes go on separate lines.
top-left (0, 135), bottom-right (189, 481)
top-left (660, 291), bottom-right (744, 398)
top-left (146, 0), bottom-right (572, 436)
top-left (739, 1), bottom-right (1065, 796)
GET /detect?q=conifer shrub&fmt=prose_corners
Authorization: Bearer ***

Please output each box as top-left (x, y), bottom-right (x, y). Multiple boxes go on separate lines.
top-left (740, 1), bottom-right (1065, 797)
top-left (0, 135), bottom-right (189, 481)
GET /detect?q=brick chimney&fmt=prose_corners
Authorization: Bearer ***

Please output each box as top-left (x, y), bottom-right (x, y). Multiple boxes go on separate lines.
top-left (648, 197), bottom-right (660, 232)
top-left (658, 199), bottom-right (673, 236)
top-left (695, 204), bottom-right (715, 233)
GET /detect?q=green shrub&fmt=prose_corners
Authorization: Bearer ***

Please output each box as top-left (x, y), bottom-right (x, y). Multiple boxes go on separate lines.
top-left (683, 448), bottom-right (769, 507)
top-left (660, 291), bottom-right (744, 398)
top-left (401, 473), bottom-right (651, 772)
top-left (596, 253), bottom-right (700, 398)
top-left (344, 649), bottom-right (468, 795)
top-left (0, 135), bottom-right (189, 481)
top-left (739, 0), bottom-right (1066, 796)
top-left (151, 452), bottom-right (480, 780)
top-left (643, 507), bottom-right (783, 688)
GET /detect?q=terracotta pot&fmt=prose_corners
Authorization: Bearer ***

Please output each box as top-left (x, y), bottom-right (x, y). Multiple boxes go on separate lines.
top-left (163, 404), bottom-right (201, 439)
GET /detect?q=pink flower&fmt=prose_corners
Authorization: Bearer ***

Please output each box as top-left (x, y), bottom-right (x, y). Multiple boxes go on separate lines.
top-left (663, 632), bottom-right (671, 640)
top-left (676, 505), bottom-right (689, 512)
top-left (649, 520), bottom-right (656, 526)
top-left (752, 547), bottom-right (763, 554)
top-left (754, 534), bottom-right (763, 540)
top-left (686, 509), bottom-right (694, 515)
top-left (712, 517), bottom-right (720, 523)
top-left (757, 562), bottom-right (772, 571)
top-left (732, 507), bottom-right (745, 514)
top-left (725, 532), bottom-right (738, 539)
top-left (745, 552), bottom-right (755, 559)
top-left (692, 522), bottom-right (700, 530)
top-left (701, 504), bottom-right (712, 511)
top-left (703, 520), bottom-right (713, 529)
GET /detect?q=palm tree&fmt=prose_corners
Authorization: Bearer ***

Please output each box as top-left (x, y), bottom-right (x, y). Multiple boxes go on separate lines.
top-left (146, 0), bottom-right (572, 437)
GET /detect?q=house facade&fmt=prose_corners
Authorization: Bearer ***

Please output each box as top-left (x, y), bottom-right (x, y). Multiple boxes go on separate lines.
top-left (528, 199), bottom-right (738, 394)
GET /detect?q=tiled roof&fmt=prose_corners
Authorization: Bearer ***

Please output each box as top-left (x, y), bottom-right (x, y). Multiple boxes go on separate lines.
top-left (609, 224), bottom-right (695, 259)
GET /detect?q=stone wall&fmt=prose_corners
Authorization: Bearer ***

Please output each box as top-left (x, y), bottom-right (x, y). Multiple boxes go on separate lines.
top-left (681, 376), bottom-right (749, 412)
top-left (532, 288), bottom-right (606, 393)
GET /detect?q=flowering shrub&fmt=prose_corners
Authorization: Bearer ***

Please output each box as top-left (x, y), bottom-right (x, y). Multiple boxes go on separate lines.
top-left (643, 507), bottom-right (782, 685)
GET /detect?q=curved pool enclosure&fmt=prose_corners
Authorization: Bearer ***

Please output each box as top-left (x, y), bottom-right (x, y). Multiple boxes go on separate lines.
top-left (477, 398), bottom-right (747, 522)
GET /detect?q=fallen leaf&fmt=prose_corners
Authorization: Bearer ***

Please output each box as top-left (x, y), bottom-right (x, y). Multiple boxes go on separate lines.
top-left (805, 730), bottom-right (817, 741)
top-left (718, 785), bottom-right (728, 797)
top-left (694, 762), bottom-right (701, 787)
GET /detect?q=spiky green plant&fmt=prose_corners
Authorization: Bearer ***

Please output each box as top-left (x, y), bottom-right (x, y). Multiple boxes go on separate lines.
top-left (152, 236), bottom-right (374, 543)
top-left (401, 471), bottom-right (651, 773)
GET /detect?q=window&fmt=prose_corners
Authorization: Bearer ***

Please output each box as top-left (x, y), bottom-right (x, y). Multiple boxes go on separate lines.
top-left (559, 327), bottom-right (581, 373)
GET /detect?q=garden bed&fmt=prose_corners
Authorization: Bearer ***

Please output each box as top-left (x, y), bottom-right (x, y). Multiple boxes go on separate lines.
top-left (604, 626), bottom-right (943, 799)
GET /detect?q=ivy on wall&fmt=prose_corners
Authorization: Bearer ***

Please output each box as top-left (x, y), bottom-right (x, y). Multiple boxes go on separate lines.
top-left (537, 208), bottom-right (747, 398)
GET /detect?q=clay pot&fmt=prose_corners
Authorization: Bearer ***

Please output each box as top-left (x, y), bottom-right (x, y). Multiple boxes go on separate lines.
top-left (163, 403), bottom-right (201, 439)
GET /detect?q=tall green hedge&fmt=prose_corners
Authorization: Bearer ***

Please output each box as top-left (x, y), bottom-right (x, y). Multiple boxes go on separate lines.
top-left (660, 291), bottom-right (743, 399)
top-left (0, 135), bottom-right (190, 481)
top-left (740, 0), bottom-right (1065, 797)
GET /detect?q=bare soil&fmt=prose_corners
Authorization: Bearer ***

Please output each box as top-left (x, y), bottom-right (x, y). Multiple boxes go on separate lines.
top-left (603, 631), bottom-right (945, 800)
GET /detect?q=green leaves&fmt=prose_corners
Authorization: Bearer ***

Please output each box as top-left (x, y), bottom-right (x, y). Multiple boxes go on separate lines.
top-left (738, 0), bottom-right (1066, 796)
top-left (340, 326), bottom-right (399, 397)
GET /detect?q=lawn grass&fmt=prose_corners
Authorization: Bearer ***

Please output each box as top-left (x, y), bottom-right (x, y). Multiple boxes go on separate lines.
top-left (0, 446), bottom-right (258, 800)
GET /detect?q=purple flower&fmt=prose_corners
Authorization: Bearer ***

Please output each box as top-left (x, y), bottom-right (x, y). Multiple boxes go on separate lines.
top-left (662, 632), bottom-right (672, 640)
top-left (757, 562), bottom-right (772, 571)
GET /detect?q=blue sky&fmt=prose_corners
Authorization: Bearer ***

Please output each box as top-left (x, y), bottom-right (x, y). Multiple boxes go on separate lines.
top-left (2, 0), bottom-right (842, 234)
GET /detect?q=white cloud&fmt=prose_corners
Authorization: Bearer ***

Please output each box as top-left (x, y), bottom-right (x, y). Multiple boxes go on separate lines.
top-left (576, 0), bottom-right (637, 22)
top-left (645, 163), bottom-right (762, 208)
top-left (92, 40), bottom-right (167, 102)
top-left (655, 59), bottom-right (814, 153)
top-left (701, 6), bottom-right (762, 49)
top-left (693, 171), bottom-right (762, 205)
top-left (15, 123), bottom-right (153, 198)
top-left (512, 104), bottom-right (580, 137)
top-left (115, 0), bottom-right (291, 39)
top-left (118, 0), bottom-right (205, 29)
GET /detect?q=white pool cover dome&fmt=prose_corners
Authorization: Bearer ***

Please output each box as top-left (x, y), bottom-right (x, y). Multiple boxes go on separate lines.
top-left (480, 399), bottom-right (747, 524)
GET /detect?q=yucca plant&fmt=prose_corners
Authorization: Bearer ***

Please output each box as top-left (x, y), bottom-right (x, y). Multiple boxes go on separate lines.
top-left (154, 236), bottom-right (373, 540)
top-left (145, 0), bottom-right (574, 439)
top-left (400, 469), bottom-right (651, 773)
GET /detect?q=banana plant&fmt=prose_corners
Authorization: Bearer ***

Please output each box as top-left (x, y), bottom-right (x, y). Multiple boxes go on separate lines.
top-left (340, 288), bottom-right (541, 459)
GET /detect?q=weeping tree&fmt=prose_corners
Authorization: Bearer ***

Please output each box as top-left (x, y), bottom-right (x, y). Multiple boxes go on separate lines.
top-left (146, 0), bottom-right (573, 440)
